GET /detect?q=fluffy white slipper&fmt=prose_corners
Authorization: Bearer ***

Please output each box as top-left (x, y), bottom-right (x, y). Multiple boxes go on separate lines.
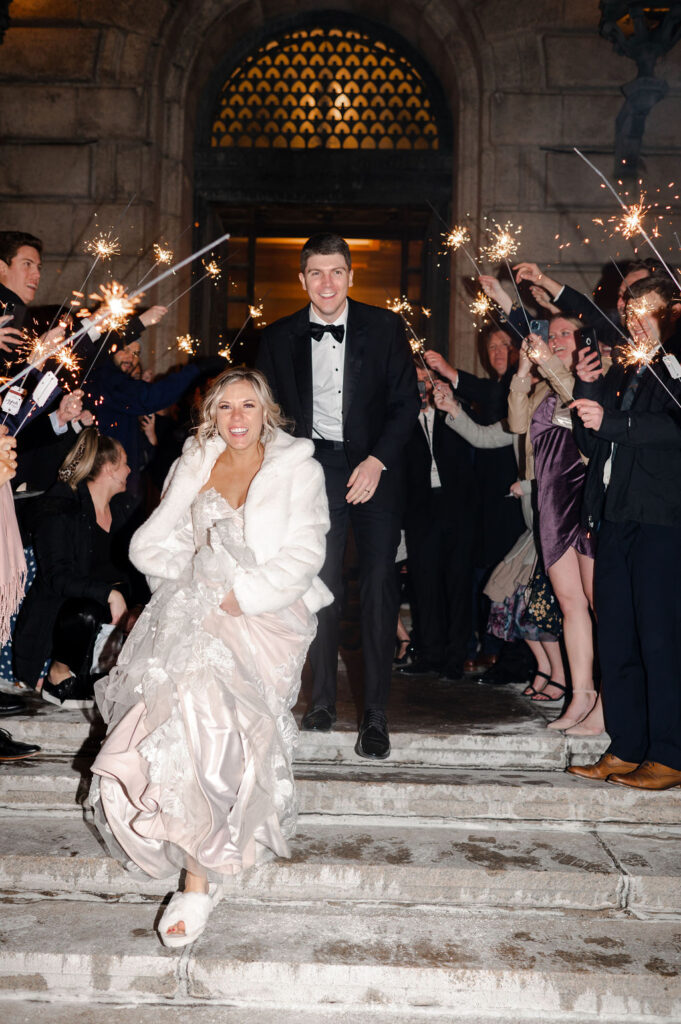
top-left (159, 883), bottom-right (223, 948)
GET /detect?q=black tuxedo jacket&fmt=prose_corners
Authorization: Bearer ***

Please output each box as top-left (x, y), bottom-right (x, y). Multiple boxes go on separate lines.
top-left (256, 298), bottom-right (420, 503)
top-left (403, 408), bottom-right (479, 525)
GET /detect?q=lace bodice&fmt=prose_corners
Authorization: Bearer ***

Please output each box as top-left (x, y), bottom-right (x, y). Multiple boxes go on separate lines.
top-left (192, 488), bottom-right (244, 549)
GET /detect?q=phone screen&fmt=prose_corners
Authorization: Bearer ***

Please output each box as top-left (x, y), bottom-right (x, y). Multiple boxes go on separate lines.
top-left (529, 319), bottom-right (549, 344)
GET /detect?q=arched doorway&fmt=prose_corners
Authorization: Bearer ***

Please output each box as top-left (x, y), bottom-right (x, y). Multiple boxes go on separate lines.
top-left (192, 12), bottom-right (454, 359)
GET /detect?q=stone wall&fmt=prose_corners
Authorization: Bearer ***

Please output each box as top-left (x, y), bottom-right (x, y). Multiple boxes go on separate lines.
top-left (2, 0), bottom-right (680, 370)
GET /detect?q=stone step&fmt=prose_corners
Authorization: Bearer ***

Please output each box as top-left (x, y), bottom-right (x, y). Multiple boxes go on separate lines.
top-left (3, 1004), bottom-right (636, 1024)
top-left (0, 814), bottom-right (679, 916)
top-left (1, 757), bottom-right (679, 830)
top-left (5, 708), bottom-right (607, 768)
top-left (0, 898), bottom-right (679, 1018)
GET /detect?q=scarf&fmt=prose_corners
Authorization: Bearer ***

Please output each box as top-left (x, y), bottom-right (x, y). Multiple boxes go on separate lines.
top-left (0, 482), bottom-right (26, 645)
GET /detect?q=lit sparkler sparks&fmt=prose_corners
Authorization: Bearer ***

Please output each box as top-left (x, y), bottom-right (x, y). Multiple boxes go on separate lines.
top-left (421, 307), bottom-right (432, 318)
top-left (248, 302), bottom-right (264, 320)
top-left (90, 282), bottom-right (141, 332)
top-left (176, 334), bottom-right (200, 356)
top-left (615, 195), bottom-right (650, 240)
top-left (386, 296), bottom-right (414, 316)
top-left (153, 243), bottom-right (174, 265)
top-left (202, 258), bottom-right (222, 284)
top-left (84, 232), bottom-right (120, 260)
top-left (469, 291), bottom-right (492, 323)
top-left (443, 226), bottom-right (471, 252)
top-left (217, 344), bottom-right (234, 362)
top-left (56, 346), bottom-right (81, 376)
top-left (483, 221), bottom-right (522, 263)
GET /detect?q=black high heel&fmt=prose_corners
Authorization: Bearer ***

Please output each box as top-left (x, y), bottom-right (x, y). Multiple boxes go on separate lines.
top-left (393, 639), bottom-right (415, 667)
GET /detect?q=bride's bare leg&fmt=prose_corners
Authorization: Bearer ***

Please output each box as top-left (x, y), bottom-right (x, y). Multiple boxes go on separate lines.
top-left (165, 870), bottom-right (209, 936)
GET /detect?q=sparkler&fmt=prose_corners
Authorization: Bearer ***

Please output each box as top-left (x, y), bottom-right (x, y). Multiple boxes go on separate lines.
top-left (1, 231), bottom-right (232, 400)
top-left (176, 334), bottom-right (200, 356)
top-left (469, 291), bottom-right (492, 325)
top-left (84, 232), bottom-right (120, 260)
top-left (386, 295), bottom-right (435, 386)
top-left (483, 222), bottom-right (522, 264)
top-left (153, 243), bottom-right (174, 265)
top-left (221, 300), bottom-right (266, 360)
top-left (574, 148), bottom-right (681, 292)
top-left (441, 225), bottom-right (484, 276)
top-left (89, 282), bottom-right (141, 333)
top-left (166, 255), bottom-right (227, 309)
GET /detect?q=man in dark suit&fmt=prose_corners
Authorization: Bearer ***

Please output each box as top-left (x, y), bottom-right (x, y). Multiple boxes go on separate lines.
top-left (568, 273), bottom-right (681, 790)
top-left (257, 233), bottom-right (419, 758)
top-left (399, 364), bottom-right (479, 681)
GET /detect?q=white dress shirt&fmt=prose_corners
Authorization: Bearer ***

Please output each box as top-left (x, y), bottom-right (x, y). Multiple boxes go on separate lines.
top-left (310, 302), bottom-right (348, 442)
top-left (420, 404), bottom-right (442, 489)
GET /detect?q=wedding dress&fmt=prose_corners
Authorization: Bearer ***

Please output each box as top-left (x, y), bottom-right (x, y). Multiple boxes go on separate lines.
top-left (89, 486), bottom-right (317, 880)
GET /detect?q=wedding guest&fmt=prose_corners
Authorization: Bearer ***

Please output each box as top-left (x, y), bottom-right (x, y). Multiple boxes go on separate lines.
top-left (13, 429), bottom-right (132, 709)
top-left (507, 318), bottom-right (601, 732)
top-left (569, 274), bottom-right (681, 789)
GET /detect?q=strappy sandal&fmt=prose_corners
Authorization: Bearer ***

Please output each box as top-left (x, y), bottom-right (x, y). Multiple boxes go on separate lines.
top-left (159, 883), bottom-right (223, 948)
top-left (531, 679), bottom-right (567, 702)
top-left (523, 669), bottom-right (551, 697)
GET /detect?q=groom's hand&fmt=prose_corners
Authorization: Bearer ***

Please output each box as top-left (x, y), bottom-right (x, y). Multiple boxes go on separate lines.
top-left (346, 455), bottom-right (383, 504)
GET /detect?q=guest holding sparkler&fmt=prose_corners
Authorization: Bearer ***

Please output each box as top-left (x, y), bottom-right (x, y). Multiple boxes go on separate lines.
top-left (569, 274), bottom-right (681, 789)
top-left (424, 325), bottom-right (524, 675)
top-left (507, 317), bottom-right (601, 733)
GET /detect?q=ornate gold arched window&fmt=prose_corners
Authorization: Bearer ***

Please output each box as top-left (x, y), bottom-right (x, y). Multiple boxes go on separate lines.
top-left (211, 24), bottom-right (440, 151)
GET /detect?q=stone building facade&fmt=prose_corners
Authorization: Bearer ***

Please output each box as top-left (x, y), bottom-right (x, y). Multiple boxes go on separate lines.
top-left (1, 0), bottom-right (680, 370)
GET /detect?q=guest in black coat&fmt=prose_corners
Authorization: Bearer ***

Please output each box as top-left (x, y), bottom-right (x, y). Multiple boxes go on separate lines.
top-left (13, 428), bottom-right (132, 709)
top-left (568, 273), bottom-right (681, 790)
top-left (399, 363), bottom-right (480, 680)
top-left (257, 233), bottom-right (419, 758)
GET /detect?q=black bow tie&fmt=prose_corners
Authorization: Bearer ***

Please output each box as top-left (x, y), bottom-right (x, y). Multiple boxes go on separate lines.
top-left (310, 322), bottom-right (344, 344)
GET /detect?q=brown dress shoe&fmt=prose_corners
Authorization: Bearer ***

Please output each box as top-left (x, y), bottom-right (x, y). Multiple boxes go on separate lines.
top-left (566, 752), bottom-right (639, 781)
top-left (608, 760), bottom-right (681, 790)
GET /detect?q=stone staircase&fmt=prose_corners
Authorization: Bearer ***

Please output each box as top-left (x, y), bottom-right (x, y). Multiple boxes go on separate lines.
top-left (1, 683), bottom-right (680, 1022)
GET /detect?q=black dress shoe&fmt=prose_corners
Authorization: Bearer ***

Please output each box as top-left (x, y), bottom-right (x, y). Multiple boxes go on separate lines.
top-left (393, 641), bottom-right (416, 668)
top-left (355, 709), bottom-right (390, 760)
top-left (301, 705), bottom-right (336, 731)
top-left (395, 659), bottom-right (438, 677)
top-left (0, 692), bottom-right (27, 717)
top-left (0, 728), bottom-right (40, 761)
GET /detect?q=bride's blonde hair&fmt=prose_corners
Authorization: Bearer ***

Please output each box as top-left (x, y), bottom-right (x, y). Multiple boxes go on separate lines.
top-left (196, 366), bottom-right (289, 448)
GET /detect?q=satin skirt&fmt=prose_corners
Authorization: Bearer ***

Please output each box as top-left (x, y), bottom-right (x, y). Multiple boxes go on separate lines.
top-left (89, 577), bottom-right (316, 881)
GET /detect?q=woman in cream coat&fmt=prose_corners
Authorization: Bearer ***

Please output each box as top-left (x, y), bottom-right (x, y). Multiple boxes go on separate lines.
top-left (90, 367), bottom-right (331, 946)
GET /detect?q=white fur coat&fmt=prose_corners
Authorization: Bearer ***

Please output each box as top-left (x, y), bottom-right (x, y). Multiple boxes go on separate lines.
top-left (129, 429), bottom-right (333, 616)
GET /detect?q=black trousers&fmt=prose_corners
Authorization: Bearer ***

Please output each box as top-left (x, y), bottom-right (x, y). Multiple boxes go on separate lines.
top-left (310, 448), bottom-right (401, 713)
top-left (405, 489), bottom-right (474, 674)
top-left (52, 598), bottom-right (110, 683)
top-left (595, 519), bottom-right (681, 770)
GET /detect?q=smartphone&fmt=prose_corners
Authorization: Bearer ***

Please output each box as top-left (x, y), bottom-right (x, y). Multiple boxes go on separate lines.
top-left (417, 379), bottom-right (427, 409)
top-left (579, 326), bottom-right (602, 370)
top-left (529, 319), bottom-right (549, 344)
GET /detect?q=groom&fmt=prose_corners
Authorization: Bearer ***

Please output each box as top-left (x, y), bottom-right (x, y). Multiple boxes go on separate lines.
top-left (257, 233), bottom-right (419, 758)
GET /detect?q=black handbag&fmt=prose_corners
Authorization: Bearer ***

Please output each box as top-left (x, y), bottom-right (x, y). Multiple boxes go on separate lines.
top-left (524, 562), bottom-right (563, 637)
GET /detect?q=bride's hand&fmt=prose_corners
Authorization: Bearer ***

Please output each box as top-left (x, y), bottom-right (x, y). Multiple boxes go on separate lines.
top-left (220, 589), bottom-right (243, 616)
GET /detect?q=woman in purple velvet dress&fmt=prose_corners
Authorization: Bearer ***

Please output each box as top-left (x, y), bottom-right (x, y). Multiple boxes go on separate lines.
top-left (508, 317), bottom-right (603, 734)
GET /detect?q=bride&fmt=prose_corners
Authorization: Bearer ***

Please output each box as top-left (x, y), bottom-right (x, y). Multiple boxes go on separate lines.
top-left (90, 367), bottom-right (331, 946)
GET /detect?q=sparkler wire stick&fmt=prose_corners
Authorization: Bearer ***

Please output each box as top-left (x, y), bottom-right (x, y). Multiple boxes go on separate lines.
top-left (573, 148), bottom-right (681, 291)
top-left (165, 257), bottom-right (226, 309)
top-left (0, 231), bottom-right (232, 397)
top-left (505, 259), bottom-right (533, 336)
